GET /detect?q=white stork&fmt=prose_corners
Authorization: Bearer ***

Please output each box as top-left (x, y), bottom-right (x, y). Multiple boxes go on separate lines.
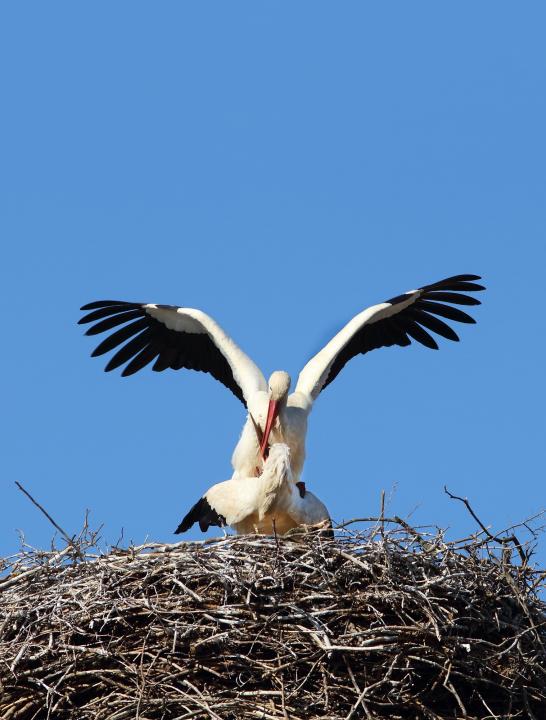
top-left (174, 443), bottom-right (331, 536)
top-left (79, 274), bottom-right (484, 491)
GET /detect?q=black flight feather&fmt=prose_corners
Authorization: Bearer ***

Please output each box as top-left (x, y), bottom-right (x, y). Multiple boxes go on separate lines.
top-left (319, 273), bottom-right (484, 392)
top-left (79, 301), bottom-right (246, 404)
top-left (174, 497), bottom-right (226, 534)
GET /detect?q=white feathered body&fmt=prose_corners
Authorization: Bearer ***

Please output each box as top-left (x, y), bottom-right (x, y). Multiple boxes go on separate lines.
top-left (205, 443), bottom-right (329, 535)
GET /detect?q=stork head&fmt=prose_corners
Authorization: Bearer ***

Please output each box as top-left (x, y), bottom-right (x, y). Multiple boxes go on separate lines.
top-left (259, 371), bottom-right (291, 459)
top-left (268, 371), bottom-right (291, 402)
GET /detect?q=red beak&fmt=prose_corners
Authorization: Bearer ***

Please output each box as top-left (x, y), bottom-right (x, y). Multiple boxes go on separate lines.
top-left (259, 399), bottom-right (279, 460)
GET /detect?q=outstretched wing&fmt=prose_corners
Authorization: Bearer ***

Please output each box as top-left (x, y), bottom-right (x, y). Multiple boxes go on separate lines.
top-left (295, 274), bottom-right (485, 401)
top-left (79, 302), bottom-right (267, 406)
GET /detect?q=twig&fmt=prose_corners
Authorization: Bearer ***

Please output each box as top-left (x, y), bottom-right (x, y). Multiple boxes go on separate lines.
top-left (444, 485), bottom-right (527, 563)
top-left (15, 481), bottom-right (73, 546)
top-left (379, 490), bottom-right (386, 541)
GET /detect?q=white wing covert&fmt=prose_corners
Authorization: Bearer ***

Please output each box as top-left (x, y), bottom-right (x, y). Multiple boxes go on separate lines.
top-left (295, 274), bottom-right (485, 401)
top-left (79, 301), bottom-right (267, 406)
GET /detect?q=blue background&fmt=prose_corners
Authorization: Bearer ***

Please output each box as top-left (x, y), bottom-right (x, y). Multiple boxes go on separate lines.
top-left (1, 3), bottom-right (544, 564)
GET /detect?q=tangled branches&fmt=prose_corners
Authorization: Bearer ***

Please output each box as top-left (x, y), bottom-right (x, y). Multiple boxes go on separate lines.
top-left (0, 520), bottom-right (545, 719)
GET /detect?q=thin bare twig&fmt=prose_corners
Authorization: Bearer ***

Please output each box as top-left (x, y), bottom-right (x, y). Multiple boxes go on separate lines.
top-left (15, 481), bottom-right (73, 545)
top-left (444, 485), bottom-right (527, 563)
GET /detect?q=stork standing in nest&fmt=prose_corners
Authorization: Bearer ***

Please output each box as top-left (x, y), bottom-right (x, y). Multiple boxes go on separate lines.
top-left (174, 443), bottom-right (330, 536)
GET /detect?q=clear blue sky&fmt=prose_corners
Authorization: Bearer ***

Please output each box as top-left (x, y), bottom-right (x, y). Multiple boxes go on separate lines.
top-left (1, 3), bottom-right (544, 564)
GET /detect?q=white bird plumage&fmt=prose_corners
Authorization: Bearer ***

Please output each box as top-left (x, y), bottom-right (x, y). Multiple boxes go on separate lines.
top-left (174, 443), bottom-right (331, 535)
top-left (80, 273), bottom-right (484, 533)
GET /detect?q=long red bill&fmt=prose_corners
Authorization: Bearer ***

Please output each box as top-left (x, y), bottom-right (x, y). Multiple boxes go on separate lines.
top-left (259, 399), bottom-right (279, 460)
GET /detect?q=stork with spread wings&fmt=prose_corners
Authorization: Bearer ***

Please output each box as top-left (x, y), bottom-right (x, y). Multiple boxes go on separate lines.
top-left (79, 273), bottom-right (484, 509)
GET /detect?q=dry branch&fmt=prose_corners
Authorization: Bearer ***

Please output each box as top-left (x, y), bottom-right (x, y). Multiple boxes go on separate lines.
top-left (1, 522), bottom-right (545, 719)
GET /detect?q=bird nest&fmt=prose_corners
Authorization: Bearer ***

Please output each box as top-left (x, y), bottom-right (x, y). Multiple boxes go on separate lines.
top-left (1, 519), bottom-right (545, 720)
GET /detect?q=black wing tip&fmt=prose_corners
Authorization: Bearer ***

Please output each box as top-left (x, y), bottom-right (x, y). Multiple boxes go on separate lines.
top-left (428, 275), bottom-right (486, 292)
top-left (455, 273), bottom-right (481, 281)
top-left (174, 497), bottom-right (226, 535)
top-left (428, 293), bottom-right (482, 306)
top-left (102, 358), bottom-right (139, 376)
top-left (80, 301), bottom-right (101, 311)
top-left (103, 366), bottom-right (140, 377)
top-left (80, 300), bottom-right (130, 311)
top-left (389, 275), bottom-right (483, 351)
top-left (442, 273), bottom-right (483, 283)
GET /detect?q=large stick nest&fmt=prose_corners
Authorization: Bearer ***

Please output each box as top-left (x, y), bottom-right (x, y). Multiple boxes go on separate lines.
top-left (1, 521), bottom-right (545, 719)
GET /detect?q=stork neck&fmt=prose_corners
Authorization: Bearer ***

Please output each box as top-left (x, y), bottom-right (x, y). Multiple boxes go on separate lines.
top-left (261, 448), bottom-right (292, 492)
